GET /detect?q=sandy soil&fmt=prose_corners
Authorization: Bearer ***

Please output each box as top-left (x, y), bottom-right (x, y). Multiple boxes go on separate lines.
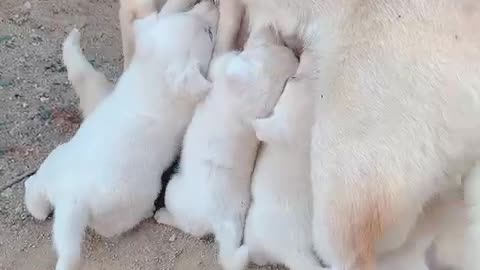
top-left (0, 0), bottom-right (284, 269)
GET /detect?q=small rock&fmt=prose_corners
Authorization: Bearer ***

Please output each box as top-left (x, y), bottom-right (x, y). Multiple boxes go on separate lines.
top-left (0, 188), bottom-right (13, 198)
top-left (22, 102), bottom-right (29, 108)
top-left (168, 234), bottom-right (177, 242)
top-left (0, 35), bottom-right (12, 44)
top-left (39, 96), bottom-right (49, 102)
top-left (23, 1), bottom-right (31, 10)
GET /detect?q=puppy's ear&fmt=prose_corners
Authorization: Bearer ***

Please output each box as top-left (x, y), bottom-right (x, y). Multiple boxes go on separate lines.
top-left (252, 117), bottom-right (284, 143)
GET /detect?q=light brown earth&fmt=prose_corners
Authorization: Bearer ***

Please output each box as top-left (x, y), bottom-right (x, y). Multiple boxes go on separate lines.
top-left (0, 0), bottom-right (284, 269)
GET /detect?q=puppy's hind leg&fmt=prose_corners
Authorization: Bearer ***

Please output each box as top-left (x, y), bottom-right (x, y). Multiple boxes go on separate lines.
top-left (154, 208), bottom-right (177, 228)
top-left (53, 201), bottom-right (89, 270)
top-left (214, 220), bottom-right (249, 270)
top-left (63, 29), bottom-right (112, 118)
top-left (24, 174), bottom-right (53, 221)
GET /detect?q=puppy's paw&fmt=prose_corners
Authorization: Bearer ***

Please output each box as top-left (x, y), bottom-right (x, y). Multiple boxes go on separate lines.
top-left (154, 208), bottom-right (176, 227)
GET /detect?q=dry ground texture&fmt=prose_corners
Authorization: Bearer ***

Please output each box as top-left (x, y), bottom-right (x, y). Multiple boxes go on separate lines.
top-left (0, 0), bottom-right (284, 269)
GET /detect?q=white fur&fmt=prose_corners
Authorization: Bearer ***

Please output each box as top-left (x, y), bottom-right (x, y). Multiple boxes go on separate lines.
top-left (160, 0), bottom-right (245, 57)
top-left (241, 52), bottom-right (324, 270)
top-left (63, 29), bottom-right (113, 118)
top-left (24, 4), bottom-right (218, 270)
top-left (155, 26), bottom-right (298, 270)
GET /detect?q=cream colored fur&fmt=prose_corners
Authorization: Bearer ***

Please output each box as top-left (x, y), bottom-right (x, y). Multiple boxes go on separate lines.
top-left (242, 52), bottom-right (323, 270)
top-left (377, 187), bottom-right (466, 270)
top-left (154, 26), bottom-right (298, 270)
top-left (243, 0), bottom-right (480, 269)
top-left (24, 4), bottom-right (217, 270)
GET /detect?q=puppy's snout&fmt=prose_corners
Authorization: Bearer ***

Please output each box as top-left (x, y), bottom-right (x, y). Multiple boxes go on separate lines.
top-left (190, 0), bottom-right (218, 27)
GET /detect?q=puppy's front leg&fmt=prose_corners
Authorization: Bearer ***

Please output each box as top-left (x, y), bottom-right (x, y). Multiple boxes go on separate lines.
top-left (119, 0), bottom-right (157, 69)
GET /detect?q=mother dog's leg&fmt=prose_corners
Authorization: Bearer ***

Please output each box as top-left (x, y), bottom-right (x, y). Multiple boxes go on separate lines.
top-left (63, 29), bottom-right (113, 118)
top-left (213, 0), bottom-right (244, 56)
top-left (463, 163), bottom-right (480, 270)
top-left (119, 0), bottom-right (157, 69)
top-left (159, 0), bottom-right (197, 14)
top-left (310, 112), bottom-right (431, 270)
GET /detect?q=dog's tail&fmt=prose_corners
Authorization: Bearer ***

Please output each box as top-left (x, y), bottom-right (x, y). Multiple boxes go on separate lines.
top-left (62, 28), bottom-right (112, 118)
top-left (24, 174), bottom-right (53, 221)
top-left (53, 200), bottom-right (89, 270)
top-left (214, 220), bottom-right (249, 270)
top-left (464, 163), bottom-right (480, 270)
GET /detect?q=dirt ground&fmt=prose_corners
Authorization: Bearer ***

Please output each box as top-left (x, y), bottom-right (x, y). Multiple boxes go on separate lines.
top-left (0, 0), bottom-right (284, 269)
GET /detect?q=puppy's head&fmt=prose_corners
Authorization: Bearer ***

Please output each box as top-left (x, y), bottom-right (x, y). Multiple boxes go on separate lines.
top-left (132, 1), bottom-right (218, 99)
top-left (252, 75), bottom-right (314, 146)
top-left (210, 27), bottom-right (298, 119)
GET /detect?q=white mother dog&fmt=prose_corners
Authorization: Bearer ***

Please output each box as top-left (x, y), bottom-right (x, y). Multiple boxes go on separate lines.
top-left (24, 2), bottom-right (218, 270)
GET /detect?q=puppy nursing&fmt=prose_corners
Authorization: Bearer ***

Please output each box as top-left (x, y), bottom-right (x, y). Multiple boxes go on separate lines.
top-left (155, 26), bottom-right (298, 270)
top-left (24, 3), bottom-right (217, 270)
top-left (22, 0), bottom-right (478, 269)
top-left (243, 52), bottom-right (322, 270)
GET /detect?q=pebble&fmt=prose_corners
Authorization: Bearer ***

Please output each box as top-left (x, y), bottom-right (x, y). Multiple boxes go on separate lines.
top-left (39, 96), bottom-right (49, 102)
top-left (23, 1), bottom-right (32, 10)
top-left (1, 188), bottom-right (13, 198)
top-left (168, 234), bottom-right (176, 242)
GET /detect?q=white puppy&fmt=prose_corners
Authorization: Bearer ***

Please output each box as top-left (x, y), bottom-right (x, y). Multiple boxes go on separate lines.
top-left (154, 26), bottom-right (298, 270)
top-left (24, 3), bottom-right (218, 270)
top-left (242, 52), bottom-right (323, 270)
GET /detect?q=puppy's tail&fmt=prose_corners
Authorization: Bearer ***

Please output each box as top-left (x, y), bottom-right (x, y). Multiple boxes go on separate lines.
top-left (63, 28), bottom-right (112, 118)
top-left (24, 174), bottom-right (53, 221)
top-left (464, 163), bottom-right (480, 270)
top-left (53, 200), bottom-right (89, 270)
top-left (214, 221), bottom-right (249, 270)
